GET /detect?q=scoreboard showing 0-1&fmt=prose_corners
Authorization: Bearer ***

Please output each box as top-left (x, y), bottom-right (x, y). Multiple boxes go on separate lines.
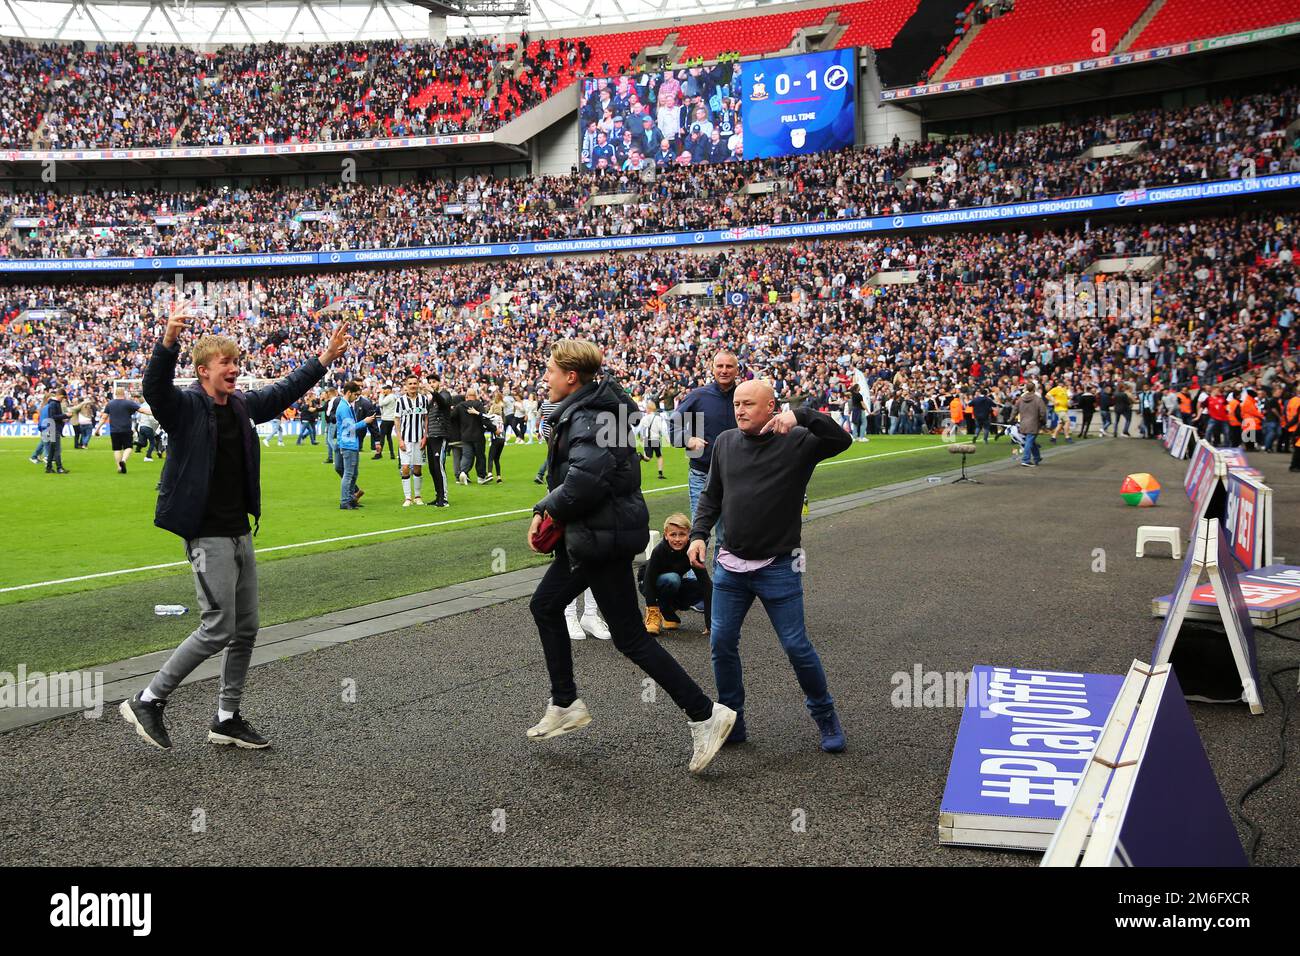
top-left (742, 48), bottom-right (856, 160)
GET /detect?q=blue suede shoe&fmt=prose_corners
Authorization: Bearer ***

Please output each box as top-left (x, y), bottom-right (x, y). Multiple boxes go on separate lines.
top-left (724, 712), bottom-right (747, 745)
top-left (814, 710), bottom-right (846, 753)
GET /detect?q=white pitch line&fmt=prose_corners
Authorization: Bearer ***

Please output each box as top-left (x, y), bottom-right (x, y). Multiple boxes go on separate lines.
top-left (2, 441), bottom-right (957, 594)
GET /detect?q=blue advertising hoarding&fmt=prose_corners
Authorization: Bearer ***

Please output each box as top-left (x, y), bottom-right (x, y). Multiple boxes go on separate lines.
top-left (939, 665), bottom-right (1124, 849)
top-left (3, 171), bottom-right (1298, 276)
top-left (741, 48), bottom-right (855, 160)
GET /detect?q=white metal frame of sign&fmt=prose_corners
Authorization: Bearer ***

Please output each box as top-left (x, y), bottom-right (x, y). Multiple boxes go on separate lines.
top-left (1154, 518), bottom-right (1263, 714)
top-left (1041, 660), bottom-right (1156, 866)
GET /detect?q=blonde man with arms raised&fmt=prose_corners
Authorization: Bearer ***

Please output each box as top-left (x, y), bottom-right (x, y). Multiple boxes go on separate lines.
top-left (120, 303), bottom-right (350, 751)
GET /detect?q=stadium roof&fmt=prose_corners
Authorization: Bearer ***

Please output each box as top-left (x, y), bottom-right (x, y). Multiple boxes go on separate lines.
top-left (0, 0), bottom-right (785, 44)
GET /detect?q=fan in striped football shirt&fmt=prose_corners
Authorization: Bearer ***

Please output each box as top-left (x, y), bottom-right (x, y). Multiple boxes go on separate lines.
top-left (534, 395), bottom-right (560, 484)
top-left (395, 376), bottom-right (428, 505)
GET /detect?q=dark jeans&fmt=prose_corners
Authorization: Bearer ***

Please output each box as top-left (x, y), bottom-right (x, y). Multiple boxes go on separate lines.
top-left (974, 416), bottom-right (991, 442)
top-left (380, 420), bottom-right (395, 457)
top-left (135, 425), bottom-right (162, 457)
top-left (530, 550), bottom-right (712, 721)
top-left (710, 560), bottom-right (834, 721)
top-left (644, 572), bottom-right (704, 615)
top-left (1080, 409), bottom-right (1094, 436)
top-left (1206, 419), bottom-right (1229, 447)
top-left (75, 423), bottom-right (93, 448)
top-left (457, 439), bottom-right (487, 479)
top-left (488, 436), bottom-right (505, 476)
top-left (297, 419), bottom-right (318, 444)
top-left (426, 436), bottom-right (448, 501)
top-left (45, 431), bottom-right (63, 471)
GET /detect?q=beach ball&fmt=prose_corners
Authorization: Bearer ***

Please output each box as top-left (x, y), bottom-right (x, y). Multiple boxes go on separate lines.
top-left (1120, 473), bottom-right (1161, 507)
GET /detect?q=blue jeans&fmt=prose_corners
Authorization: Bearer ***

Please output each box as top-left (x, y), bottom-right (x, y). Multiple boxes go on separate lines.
top-left (687, 467), bottom-right (725, 552)
top-left (336, 449), bottom-right (359, 504)
top-left (1021, 432), bottom-right (1042, 464)
top-left (974, 417), bottom-right (991, 442)
top-left (888, 415), bottom-right (900, 434)
top-left (1262, 420), bottom-right (1280, 450)
top-left (325, 423), bottom-right (336, 462)
top-left (646, 572), bottom-right (705, 615)
top-left (710, 560), bottom-right (834, 720)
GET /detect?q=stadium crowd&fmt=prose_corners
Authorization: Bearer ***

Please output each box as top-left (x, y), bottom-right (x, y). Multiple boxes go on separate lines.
top-left (0, 34), bottom-right (595, 151)
top-left (2, 85), bottom-right (1299, 259)
top-left (4, 209), bottom-right (1297, 456)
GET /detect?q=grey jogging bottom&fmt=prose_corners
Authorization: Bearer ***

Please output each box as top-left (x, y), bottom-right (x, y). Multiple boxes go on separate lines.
top-left (146, 534), bottom-right (258, 713)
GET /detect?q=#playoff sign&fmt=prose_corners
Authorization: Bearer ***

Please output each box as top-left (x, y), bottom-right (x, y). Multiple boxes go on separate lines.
top-left (939, 666), bottom-right (1124, 850)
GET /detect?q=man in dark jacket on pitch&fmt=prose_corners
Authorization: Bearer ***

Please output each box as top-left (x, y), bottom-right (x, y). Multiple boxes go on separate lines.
top-left (119, 303), bottom-right (350, 752)
top-left (525, 339), bottom-right (736, 774)
top-left (451, 388), bottom-right (491, 484)
top-left (422, 373), bottom-right (455, 507)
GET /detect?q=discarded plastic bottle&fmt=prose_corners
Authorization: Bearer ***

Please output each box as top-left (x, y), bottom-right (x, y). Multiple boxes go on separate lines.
top-left (154, 605), bottom-right (188, 616)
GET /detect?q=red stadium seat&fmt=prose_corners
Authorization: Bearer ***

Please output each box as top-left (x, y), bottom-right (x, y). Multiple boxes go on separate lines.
top-left (1133, 0), bottom-right (1300, 48)
top-left (941, 0), bottom-right (1150, 80)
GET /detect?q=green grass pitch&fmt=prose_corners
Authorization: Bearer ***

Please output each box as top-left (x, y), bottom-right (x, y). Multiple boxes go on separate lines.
top-left (2, 432), bottom-right (1016, 672)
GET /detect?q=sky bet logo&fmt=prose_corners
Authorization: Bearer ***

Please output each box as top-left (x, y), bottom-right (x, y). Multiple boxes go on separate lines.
top-left (50, 887), bottom-right (152, 936)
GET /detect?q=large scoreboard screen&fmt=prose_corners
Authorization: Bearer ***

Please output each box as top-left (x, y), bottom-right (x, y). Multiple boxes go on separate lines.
top-left (578, 48), bottom-right (855, 171)
top-left (741, 48), bottom-right (856, 159)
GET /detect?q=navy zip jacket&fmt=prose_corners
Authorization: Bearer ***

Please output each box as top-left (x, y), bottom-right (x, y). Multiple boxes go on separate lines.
top-left (672, 380), bottom-right (737, 473)
top-left (143, 340), bottom-right (326, 540)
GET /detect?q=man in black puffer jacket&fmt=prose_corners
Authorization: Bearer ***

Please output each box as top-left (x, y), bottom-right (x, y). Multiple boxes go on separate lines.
top-left (525, 339), bottom-right (736, 774)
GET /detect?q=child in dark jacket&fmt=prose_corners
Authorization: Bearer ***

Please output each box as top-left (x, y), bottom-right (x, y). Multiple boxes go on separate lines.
top-left (642, 513), bottom-right (710, 635)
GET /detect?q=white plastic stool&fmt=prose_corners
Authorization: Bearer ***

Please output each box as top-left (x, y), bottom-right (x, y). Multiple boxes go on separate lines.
top-left (643, 530), bottom-right (661, 562)
top-left (1136, 526), bottom-right (1181, 559)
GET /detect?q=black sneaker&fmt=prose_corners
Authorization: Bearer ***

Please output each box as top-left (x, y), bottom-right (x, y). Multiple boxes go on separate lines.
top-left (119, 461), bottom-right (126, 474)
top-left (119, 693), bottom-right (172, 750)
top-left (433, 499), bottom-right (449, 507)
top-left (208, 711), bottom-right (270, 749)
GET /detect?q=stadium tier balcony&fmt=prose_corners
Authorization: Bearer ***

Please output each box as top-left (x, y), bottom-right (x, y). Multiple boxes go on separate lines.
top-left (1131, 0), bottom-right (1300, 48)
top-left (940, 0), bottom-right (1152, 81)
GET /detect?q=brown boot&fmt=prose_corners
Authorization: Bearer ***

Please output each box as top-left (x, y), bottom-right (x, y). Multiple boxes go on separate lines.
top-left (644, 606), bottom-right (663, 635)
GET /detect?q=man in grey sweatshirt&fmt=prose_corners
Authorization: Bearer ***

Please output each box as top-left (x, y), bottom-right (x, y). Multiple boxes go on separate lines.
top-left (688, 379), bottom-right (852, 753)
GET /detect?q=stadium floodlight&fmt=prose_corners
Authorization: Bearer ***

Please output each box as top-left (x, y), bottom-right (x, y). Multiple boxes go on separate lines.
top-left (406, 0), bottom-right (529, 15)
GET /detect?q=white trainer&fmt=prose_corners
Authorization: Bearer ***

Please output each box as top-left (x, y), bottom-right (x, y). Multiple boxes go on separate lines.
top-left (565, 605), bottom-right (586, 641)
top-left (527, 698), bottom-right (591, 740)
top-left (580, 612), bottom-right (612, 640)
top-left (688, 702), bottom-right (737, 773)
top-left (403, 498), bottom-right (412, 507)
